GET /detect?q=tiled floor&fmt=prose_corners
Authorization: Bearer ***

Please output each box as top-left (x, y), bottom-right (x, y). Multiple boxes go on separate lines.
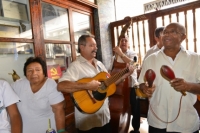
top-left (128, 117), bottom-right (148, 133)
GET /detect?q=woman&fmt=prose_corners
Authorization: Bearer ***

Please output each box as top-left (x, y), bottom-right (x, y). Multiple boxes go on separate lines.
top-left (0, 79), bottom-right (22, 133)
top-left (12, 57), bottom-right (67, 133)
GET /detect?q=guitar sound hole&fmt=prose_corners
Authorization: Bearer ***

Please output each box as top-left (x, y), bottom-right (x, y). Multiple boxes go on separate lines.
top-left (92, 91), bottom-right (106, 101)
top-left (92, 81), bottom-right (107, 101)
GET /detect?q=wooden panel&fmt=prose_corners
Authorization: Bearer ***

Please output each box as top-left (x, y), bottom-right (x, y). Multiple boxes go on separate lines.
top-left (29, 0), bottom-right (45, 58)
top-left (65, 113), bottom-right (76, 133)
top-left (63, 93), bottom-right (76, 133)
top-left (131, 22), bottom-right (135, 50)
top-left (192, 9), bottom-right (197, 52)
top-left (142, 21), bottom-right (146, 55)
top-left (176, 12), bottom-right (179, 22)
top-left (0, 37), bottom-right (33, 43)
top-left (64, 93), bottom-right (75, 115)
top-left (42, 0), bottom-right (93, 13)
top-left (75, 0), bottom-right (97, 8)
top-left (148, 14), bottom-right (156, 48)
top-left (136, 21), bottom-right (141, 65)
top-left (184, 11), bottom-right (189, 50)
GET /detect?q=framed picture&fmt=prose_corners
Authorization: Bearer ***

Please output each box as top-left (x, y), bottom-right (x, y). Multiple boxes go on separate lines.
top-left (0, 0), bottom-right (29, 21)
top-left (0, 24), bottom-right (20, 37)
top-left (53, 44), bottom-right (65, 56)
top-left (47, 64), bottom-right (62, 80)
top-left (54, 56), bottom-right (66, 67)
top-left (0, 42), bottom-right (16, 54)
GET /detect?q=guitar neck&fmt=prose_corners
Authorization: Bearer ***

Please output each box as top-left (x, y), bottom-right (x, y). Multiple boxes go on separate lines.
top-left (105, 62), bottom-right (138, 86)
top-left (105, 68), bottom-right (129, 86)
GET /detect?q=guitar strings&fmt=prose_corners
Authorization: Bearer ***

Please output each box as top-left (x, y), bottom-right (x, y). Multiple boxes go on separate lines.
top-left (106, 68), bottom-right (127, 85)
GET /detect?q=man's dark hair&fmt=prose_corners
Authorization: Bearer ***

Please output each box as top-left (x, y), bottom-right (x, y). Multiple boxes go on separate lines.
top-left (23, 57), bottom-right (47, 77)
top-left (155, 26), bottom-right (165, 38)
top-left (78, 34), bottom-right (95, 53)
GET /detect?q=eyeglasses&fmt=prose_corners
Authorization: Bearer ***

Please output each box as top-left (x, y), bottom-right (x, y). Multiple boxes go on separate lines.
top-left (162, 30), bottom-right (184, 36)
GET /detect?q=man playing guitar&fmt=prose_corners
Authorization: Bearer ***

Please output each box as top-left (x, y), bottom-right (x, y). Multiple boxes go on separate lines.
top-left (57, 34), bottom-right (135, 133)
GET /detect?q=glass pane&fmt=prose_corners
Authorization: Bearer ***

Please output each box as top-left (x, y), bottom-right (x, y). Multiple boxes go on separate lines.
top-left (72, 12), bottom-right (91, 42)
top-left (75, 44), bottom-right (80, 57)
top-left (42, 2), bottom-right (70, 41)
top-left (0, 0), bottom-right (32, 38)
top-left (0, 42), bottom-right (34, 83)
top-left (45, 44), bottom-right (72, 77)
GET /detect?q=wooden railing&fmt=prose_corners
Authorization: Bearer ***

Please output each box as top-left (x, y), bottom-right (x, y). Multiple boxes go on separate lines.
top-left (110, 0), bottom-right (200, 66)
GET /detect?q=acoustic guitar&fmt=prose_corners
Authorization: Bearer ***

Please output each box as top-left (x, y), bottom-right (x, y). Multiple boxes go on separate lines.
top-left (71, 61), bottom-right (138, 114)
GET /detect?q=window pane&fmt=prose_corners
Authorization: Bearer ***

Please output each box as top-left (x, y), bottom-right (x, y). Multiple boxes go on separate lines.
top-left (0, 42), bottom-right (34, 83)
top-left (0, 0), bottom-right (32, 38)
top-left (75, 44), bottom-right (80, 57)
top-left (72, 12), bottom-right (91, 42)
top-left (42, 2), bottom-right (70, 41)
top-left (45, 44), bottom-right (72, 75)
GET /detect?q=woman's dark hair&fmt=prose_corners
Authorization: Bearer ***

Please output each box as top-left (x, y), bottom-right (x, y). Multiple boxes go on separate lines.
top-left (23, 57), bottom-right (47, 77)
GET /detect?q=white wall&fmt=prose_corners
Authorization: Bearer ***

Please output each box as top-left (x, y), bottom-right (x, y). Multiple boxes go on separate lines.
top-left (115, 0), bottom-right (153, 20)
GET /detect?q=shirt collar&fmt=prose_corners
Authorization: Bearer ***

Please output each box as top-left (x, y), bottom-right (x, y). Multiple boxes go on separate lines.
top-left (79, 55), bottom-right (98, 64)
top-left (154, 44), bottom-right (158, 49)
top-left (161, 45), bottom-right (186, 54)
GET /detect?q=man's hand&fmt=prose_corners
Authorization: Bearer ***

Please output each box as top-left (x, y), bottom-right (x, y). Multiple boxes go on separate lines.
top-left (140, 82), bottom-right (155, 98)
top-left (113, 46), bottom-right (123, 56)
top-left (170, 78), bottom-right (190, 92)
top-left (115, 64), bottom-right (135, 85)
top-left (121, 63), bottom-right (136, 79)
top-left (87, 80), bottom-right (101, 91)
top-left (123, 63), bottom-right (135, 77)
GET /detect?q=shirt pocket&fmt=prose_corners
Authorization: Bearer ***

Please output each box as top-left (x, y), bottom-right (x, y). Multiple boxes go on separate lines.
top-left (181, 70), bottom-right (196, 82)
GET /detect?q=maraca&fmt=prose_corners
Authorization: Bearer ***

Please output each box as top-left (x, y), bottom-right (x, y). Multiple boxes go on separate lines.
top-left (46, 119), bottom-right (56, 133)
top-left (145, 69), bottom-right (156, 87)
top-left (160, 65), bottom-right (186, 96)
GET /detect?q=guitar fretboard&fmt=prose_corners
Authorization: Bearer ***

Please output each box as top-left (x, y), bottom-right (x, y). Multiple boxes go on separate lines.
top-left (104, 62), bottom-right (138, 86)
